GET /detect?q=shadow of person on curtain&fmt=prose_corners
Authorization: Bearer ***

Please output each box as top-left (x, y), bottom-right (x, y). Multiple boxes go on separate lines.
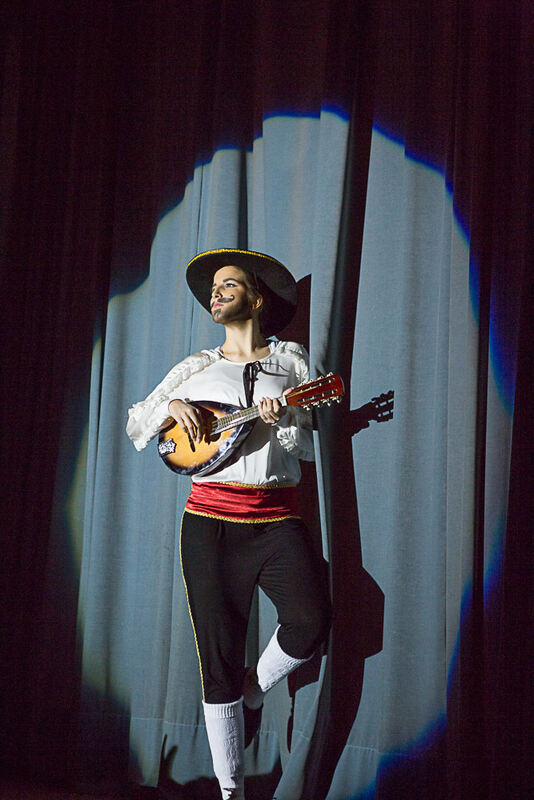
top-left (285, 392), bottom-right (393, 754)
top-left (274, 276), bottom-right (389, 798)
top-left (290, 395), bottom-right (389, 800)
top-left (295, 393), bottom-right (388, 800)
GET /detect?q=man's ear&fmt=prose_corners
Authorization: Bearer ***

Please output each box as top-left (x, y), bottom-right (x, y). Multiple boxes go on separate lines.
top-left (252, 293), bottom-right (263, 312)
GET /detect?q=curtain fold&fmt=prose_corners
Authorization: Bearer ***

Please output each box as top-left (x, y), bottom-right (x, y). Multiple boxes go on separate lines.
top-left (1, 2), bottom-right (531, 798)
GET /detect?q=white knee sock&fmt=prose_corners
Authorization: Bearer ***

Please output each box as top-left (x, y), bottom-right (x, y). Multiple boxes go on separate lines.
top-left (243, 626), bottom-right (310, 710)
top-left (202, 698), bottom-right (245, 800)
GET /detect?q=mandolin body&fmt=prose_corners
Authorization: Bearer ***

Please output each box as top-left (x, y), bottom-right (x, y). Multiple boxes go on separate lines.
top-left (158, 401), bottom-right (254, 476)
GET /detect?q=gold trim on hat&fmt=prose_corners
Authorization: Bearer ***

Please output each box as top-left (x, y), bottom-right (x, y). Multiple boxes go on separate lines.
top-left (186, 248), bottom-right (292, 276)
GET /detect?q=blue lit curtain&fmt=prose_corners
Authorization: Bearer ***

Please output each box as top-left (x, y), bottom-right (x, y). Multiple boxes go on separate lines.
top-left (1, 2), bottom-right (531, 799)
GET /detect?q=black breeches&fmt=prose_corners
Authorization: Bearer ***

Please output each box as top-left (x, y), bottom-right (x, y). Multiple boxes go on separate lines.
top-left (180, 511), bottom-right (331, 704)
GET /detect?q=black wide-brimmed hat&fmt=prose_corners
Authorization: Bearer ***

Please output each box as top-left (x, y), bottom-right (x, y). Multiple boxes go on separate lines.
top-left (186, 248), bottom-right (297, 335)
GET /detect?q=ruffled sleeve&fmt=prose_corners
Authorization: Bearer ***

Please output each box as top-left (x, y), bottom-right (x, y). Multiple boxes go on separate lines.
top-left (126, 350), bottom-right (219, 451)
top-left (274, 342), bottom-right (315, 462)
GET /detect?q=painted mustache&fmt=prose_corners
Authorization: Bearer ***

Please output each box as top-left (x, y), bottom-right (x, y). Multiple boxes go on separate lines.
top-left (211, 295), bottom-right (234, 310)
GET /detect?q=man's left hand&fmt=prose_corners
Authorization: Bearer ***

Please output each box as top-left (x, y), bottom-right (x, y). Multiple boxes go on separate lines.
top-left (258, 387), bottom-right (293, 425)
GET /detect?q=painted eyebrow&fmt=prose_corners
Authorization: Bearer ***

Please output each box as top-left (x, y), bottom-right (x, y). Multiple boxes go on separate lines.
top-left (210, 277), bottom-right (242, 290)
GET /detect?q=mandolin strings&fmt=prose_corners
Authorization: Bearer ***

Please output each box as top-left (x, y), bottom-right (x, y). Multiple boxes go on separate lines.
top-left (207, 375), bottom-right (341, 435)
top-left (212, 404), bottom-right (263, 434)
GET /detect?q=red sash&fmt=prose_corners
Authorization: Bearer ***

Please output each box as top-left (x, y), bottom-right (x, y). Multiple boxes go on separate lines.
top-left (185, 482), bottom-right (299, 522)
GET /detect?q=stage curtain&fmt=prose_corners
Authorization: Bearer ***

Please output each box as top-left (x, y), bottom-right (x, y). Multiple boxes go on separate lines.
top-left (1, 2), bottom-right (531, 798)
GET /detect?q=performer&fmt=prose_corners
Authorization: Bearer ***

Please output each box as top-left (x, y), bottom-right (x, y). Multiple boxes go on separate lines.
top-left (126, 249), bottom-right (330, 800)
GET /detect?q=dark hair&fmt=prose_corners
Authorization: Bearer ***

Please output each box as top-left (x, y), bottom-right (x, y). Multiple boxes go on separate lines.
top-left (239, 268), bottom-right (273, 336)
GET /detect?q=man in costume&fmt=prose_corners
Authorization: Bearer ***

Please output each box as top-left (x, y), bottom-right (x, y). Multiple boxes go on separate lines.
top-left (126, 249), bottom-right (330, 800)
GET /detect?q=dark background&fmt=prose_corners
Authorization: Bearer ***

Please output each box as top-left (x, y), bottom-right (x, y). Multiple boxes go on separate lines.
top-left (1, 1), bottom-right (532, 798)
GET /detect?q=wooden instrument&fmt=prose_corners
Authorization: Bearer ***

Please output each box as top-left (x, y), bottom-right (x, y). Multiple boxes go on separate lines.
top-left (158, 373), bottom-right (344, 476)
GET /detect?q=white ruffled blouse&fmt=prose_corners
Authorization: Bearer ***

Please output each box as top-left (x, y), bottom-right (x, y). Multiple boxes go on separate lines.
top-left (126, 341), bottom-right (314, 486)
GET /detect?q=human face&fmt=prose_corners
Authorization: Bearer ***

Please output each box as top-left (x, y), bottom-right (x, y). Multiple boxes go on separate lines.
top-left (210, 265), bottom-right (258, 324)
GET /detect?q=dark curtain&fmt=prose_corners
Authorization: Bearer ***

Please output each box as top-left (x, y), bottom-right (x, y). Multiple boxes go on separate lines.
top-left (1, 1), bottom-right (531, 798)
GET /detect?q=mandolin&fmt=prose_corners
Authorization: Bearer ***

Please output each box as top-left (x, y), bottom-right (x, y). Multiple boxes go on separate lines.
top-left (158, 373), bottom-right (344, 476)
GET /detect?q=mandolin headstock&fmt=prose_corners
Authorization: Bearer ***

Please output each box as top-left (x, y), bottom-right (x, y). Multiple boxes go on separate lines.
top-left (285, 373), bottom-right (344, 410)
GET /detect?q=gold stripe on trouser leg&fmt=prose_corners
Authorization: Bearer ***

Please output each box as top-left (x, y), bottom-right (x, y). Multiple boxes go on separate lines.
top-left (179, 510), bottom-right (206, 700)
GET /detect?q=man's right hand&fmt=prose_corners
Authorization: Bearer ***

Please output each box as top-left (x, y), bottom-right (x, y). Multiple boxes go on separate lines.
top-left (168, 399), bottom-right (205, 443)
